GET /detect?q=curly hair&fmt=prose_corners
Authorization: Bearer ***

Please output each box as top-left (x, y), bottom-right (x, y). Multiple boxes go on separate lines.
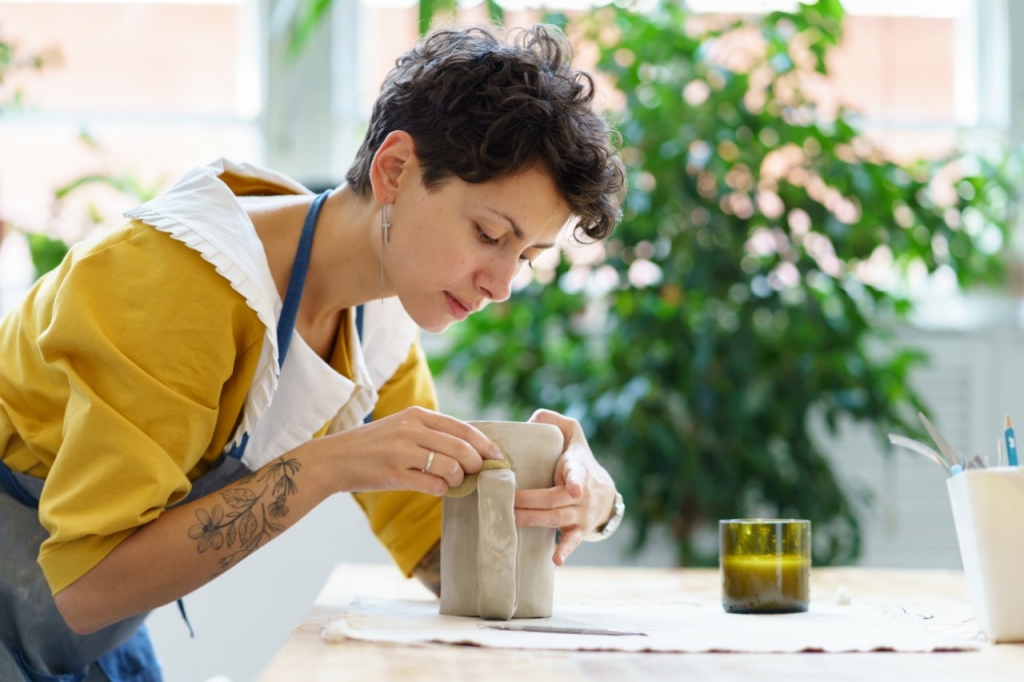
top-left (346, 25), bottom-right (625, 241)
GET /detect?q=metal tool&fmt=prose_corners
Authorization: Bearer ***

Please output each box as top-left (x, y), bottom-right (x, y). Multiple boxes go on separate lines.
top-left (964, 454), bottom-right (986, 470)
top-left (888, 434), bottom-right (952, 475)
top-left (479, 623), bottom-right (648, 637)
top-left (918, 412), bottom-right (961, 468)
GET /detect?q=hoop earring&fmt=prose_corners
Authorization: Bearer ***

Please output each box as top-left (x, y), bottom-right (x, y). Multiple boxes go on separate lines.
top-left (380, 203), bottom-right (391, 303)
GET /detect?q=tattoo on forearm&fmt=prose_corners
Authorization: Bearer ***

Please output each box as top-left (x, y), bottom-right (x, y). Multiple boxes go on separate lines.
top-left (413, 541), bottom-right (442, 597)
top-left (188, 457), bottom-right (301, 576)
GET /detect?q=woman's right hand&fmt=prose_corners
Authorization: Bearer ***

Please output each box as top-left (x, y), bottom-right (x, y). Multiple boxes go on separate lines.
top-left (322, 407), bottom-right (504, 496)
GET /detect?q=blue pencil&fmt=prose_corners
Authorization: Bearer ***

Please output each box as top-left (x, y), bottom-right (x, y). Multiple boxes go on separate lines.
top-left (1005, 415), bottom-right (1019, 467)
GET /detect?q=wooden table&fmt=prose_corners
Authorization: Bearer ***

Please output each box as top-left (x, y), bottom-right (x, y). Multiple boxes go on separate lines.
top-left (259, 563), bottom-right (1024, 681)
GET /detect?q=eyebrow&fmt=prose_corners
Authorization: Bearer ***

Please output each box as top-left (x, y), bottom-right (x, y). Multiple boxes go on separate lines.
top-left (486, 207), bottom-right (556, 250)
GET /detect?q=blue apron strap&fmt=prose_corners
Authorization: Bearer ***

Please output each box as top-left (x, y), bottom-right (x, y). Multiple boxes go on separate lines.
top-left (276, 190), bottom-right (331, 369)
top-left (175, 190), bottom-right (333, 634)
top-left (0, 458), bottom-right (39, 509)
top-left (176, 599), bottom-right (194, 639)
top-left (355, 304), bottom-right (374, 425)
top-left (224, 190), bottom-right (331, 462)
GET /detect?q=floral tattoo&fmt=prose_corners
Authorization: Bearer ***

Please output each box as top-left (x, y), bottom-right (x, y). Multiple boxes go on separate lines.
top-left (188, 457), bottom-right (301, 575)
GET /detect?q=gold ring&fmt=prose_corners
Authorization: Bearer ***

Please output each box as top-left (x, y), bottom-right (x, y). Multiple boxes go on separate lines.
top-left (423, 450), bottom-right (436, 474)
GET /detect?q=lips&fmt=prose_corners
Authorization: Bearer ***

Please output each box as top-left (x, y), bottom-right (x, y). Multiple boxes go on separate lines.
top-left (445, 292), bottom-right (472, 321)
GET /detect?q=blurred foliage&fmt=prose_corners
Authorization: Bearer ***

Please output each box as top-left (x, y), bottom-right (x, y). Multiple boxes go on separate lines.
top-left (24, 232), bottom-right (69, 281)
top-left (22, 131), bottom-right (163, 281)
top-left (283, 0), bottom-right (503, 57)
top-left (432, 0), bottom-right (1018, 566)
top-left (0, 30), bottom-right (52, 273)
top-left (0, 32), bottom-right (162, 281)
top-left (0, 29), bottom-right (51, 113)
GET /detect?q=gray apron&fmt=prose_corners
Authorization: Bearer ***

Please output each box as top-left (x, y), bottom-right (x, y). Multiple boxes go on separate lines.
top-left (0, 190), bottom-right (331, 681)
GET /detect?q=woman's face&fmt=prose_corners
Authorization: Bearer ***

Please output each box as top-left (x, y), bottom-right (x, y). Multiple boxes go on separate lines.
top-left (388, 164), bottom-right (572, 333)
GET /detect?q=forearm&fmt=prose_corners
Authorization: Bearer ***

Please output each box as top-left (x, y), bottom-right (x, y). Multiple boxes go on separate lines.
top-left (54, 440), bottom-right (333, 634)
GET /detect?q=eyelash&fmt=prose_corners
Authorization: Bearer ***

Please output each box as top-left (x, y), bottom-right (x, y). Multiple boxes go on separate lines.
top-left (476, 225), bottom-right (499, 245)
top-left (476, 224), bottom-right (533, 269)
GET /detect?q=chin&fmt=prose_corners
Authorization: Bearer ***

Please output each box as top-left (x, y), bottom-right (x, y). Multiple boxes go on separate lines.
top-left (404, 307), bottom-right (454, 334)
top-left (421, 319), bottom-right (453, 334)
top-left (397, 293), bottom-right (463, 334)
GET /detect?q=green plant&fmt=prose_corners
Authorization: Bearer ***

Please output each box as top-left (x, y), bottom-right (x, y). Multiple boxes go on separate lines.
top-left (0, 33), bottom-right (171, 282)
top-left (0, 29), bottom-right (50, 112)
top-left (0, 29), bottom-right (52, 270)
top-left (21, 133), bottom-right (163, 280)
top-left (282, 0), bottom-right (504, 56)
top-left (432, 0), bottom-right (1015, 565)
top-left (24, 232), bottom-right (69, 281)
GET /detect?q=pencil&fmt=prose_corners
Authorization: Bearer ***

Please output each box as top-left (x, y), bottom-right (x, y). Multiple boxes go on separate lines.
top-left (1005, 415), bottom-right (1019, 467)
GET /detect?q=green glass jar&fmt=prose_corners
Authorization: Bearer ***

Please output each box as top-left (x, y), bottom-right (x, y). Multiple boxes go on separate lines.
top-left (720, 519), bottom-right (811, 614)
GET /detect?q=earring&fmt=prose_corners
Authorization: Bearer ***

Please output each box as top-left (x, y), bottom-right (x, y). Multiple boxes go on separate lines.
top-left (380, 202), bottom-right (390, 303)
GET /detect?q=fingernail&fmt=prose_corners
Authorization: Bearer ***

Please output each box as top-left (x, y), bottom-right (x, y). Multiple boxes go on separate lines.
top-left (490, 446), bottom-right (504, 460)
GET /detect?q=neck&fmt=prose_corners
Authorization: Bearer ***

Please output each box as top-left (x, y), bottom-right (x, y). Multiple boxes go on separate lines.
top-left (247, 185), bottom-right (386, 332)
top-left (300, 185), bottom-right (386, 327)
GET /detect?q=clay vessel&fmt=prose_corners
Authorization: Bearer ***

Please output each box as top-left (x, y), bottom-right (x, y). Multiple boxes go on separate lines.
top-left (439, 421), bottom-right (563, 620)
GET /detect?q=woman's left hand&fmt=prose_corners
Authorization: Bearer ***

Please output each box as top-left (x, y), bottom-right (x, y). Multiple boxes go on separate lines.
top-left (513, 409), bottom-right (618, 566)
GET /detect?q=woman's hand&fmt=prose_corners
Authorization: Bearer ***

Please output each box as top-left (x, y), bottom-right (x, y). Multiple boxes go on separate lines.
top-left (513, 409), bottom-right (618, 566)
top-left (322, 406), bottom-right (504, 496)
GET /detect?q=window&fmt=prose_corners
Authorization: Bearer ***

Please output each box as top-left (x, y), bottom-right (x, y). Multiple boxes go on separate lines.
top-left (0, 0), bottom-right (262, 310)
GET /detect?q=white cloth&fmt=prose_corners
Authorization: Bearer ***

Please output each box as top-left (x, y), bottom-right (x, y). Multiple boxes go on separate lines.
top-left (322, 595), bottom-right (982, 653)
top-left (124, 159), bottom-right (420, 470)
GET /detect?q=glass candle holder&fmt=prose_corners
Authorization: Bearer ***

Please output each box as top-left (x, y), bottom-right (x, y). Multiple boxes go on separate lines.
top-left (720, 519), bottom-right (811, 614)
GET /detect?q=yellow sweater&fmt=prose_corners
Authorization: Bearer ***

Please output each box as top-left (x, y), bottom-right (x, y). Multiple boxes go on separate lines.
top-left (0, 221), bottom-right (441, 594)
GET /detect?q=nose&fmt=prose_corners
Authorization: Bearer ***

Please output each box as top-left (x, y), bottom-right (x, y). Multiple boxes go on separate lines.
top-left (477, 254), bottom-right (520, 303)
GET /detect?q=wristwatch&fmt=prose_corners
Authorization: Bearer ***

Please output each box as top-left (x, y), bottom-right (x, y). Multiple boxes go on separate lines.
top-left (584, 491), bottom-right (625, 542)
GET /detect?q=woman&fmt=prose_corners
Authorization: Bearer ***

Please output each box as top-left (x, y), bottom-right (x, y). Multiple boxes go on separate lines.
top-left (0, 24), bottom-right (626, 680)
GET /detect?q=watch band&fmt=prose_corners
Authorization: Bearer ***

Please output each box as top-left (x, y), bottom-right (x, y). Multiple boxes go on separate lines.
top-left (584, 491), bottom-right (625, 543)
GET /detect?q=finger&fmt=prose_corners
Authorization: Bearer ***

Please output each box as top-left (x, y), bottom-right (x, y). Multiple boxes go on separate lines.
top-left (420, 411), bottom-right (504, 461)
top-left (514, 506), bottom-right (580, 529)
top-left (416, 430), bottom-right (485, 475)
top-left (528, 408), bottom-right (564, 426)
top-left (514, 486), bottom-right (577, 510)
top-left (529, 409), bottom-right (585, 455)
top-left (400, 470), bottom-right (450, 497)
top-left (561, 460), bottom-right (588, 499)
top-left (414, 451), bottom-right (465, 488)
top-left (553, 527), bottom-right (584, 566)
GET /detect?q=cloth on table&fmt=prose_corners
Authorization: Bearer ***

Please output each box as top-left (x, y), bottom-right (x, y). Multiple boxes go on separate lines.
top-left (322, 594), bottom-right (982, 653)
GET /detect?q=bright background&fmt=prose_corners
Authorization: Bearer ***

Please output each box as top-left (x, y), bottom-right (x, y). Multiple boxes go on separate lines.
top-left (0, 1), bottom-right (1022, 680)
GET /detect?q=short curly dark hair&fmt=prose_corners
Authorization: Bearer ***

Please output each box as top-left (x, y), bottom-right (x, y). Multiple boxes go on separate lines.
top-left (346, 25), bottom-right (625, 241)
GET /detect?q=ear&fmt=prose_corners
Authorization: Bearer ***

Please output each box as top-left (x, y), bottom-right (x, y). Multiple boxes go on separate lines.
top-left (368, 131), bottom-right (417, 205)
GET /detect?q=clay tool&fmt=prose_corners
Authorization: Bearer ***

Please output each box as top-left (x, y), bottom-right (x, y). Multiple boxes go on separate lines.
top-left (888, 434), bottom-right (952, 476)
top-left (918, 412), bottom-right (960, 469)
top-left (480, 623), bottom-right (648, 636)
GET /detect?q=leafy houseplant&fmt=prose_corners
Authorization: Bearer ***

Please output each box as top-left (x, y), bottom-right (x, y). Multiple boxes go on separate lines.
top-left (0, 31), bottom-right (49, 257)
top-left (282, 0), bottom-right (504, 53)
top-left (432, 0), bottom-right (1014, 565)
top-left (1, 30), bottom-right (161, 282)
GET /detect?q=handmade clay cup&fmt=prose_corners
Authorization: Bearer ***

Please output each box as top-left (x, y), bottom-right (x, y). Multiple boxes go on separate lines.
top-left (439, 421), bottom-right (564, 620)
